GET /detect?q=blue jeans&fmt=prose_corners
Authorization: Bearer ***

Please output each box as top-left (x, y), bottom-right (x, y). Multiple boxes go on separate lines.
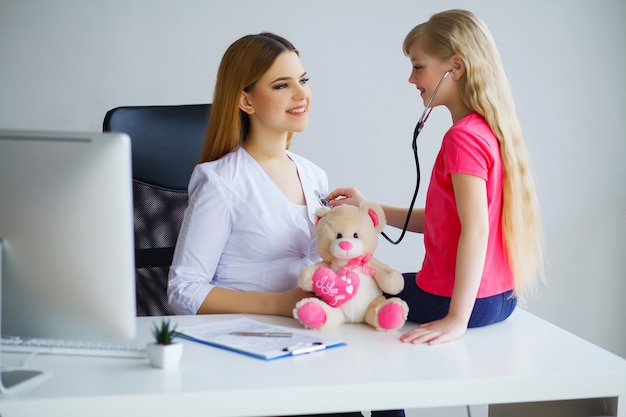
top-left (396, 273), bottom-right (517, 328)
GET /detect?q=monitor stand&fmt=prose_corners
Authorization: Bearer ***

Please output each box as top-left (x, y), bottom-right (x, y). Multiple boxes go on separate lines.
top-left (0, 239), bottom-right (47, 394)
top-left (1, 370), bottom-right (46, 393)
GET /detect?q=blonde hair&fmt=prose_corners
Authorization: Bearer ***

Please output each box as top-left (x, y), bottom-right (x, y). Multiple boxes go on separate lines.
top-left (199, 33), bottom-right (298, 163)
top-left (403, 9), bottom-right (543, 300)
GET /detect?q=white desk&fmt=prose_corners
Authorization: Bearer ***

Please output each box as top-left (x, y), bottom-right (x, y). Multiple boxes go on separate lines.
top-left (1, 309), bottom-right (625, 417)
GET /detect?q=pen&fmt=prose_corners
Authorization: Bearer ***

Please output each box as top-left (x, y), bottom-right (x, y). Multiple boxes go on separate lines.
top-left (229, 331), bottom-right (293, 338)
top-left (283, 342), bottom-right (325, 355)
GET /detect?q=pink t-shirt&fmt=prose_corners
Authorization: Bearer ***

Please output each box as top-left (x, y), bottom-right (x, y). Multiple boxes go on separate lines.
top-left (416, 113), bottom-right (514, 298)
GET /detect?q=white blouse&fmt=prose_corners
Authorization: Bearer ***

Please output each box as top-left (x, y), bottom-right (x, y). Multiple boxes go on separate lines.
top-left (167, 147), bottom-right (328, 315)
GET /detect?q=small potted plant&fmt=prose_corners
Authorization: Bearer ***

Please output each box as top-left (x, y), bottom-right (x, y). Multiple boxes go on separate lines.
top-left (146, 319), bottom-right (184, 369)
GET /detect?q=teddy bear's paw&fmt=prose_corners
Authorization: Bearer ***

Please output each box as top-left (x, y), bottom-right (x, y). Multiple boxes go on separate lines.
top-left (376, 299), bottom-right (408, 331)
top-left (293, 299), bottom-right (327, 329)
top-left (311, 266), bottom-right (360, 308)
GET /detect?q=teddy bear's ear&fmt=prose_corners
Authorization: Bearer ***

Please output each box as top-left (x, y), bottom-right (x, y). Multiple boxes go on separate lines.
top-left (314, 206), bottom-right (332, 225)
top-left (360, 201), bottom-right (386, 232)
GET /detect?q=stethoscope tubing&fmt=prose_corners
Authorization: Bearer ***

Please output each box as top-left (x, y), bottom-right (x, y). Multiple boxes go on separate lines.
top-left (381, 69), bottom-right (453, 245)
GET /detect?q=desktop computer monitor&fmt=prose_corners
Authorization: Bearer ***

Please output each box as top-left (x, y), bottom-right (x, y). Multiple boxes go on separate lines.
top-left (0, 130), bottom-right (137, 347)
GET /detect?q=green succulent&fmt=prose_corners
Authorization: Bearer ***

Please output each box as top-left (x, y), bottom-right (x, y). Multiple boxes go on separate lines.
top-left (151, 319), bottom-right (178, 345)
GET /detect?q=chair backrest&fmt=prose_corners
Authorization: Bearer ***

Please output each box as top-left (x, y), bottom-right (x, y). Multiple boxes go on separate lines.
top-left (103, 104), bottom-right (211, 316)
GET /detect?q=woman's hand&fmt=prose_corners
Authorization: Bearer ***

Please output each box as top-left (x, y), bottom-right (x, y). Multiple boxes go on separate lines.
top-left (399, 315), bottom-right (468, 345)
top-left (327, 187), bottom-right (367, 207)
top-left (276, 287), bottom-right (314, 317)
top-left (199, 286), bottom-right (314, 317)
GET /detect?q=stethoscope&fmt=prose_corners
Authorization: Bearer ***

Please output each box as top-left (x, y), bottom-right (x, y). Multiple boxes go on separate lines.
top-left (380, 68), bottom-right (454, 245)
top-left (316, 68), bottom-right (454, 245)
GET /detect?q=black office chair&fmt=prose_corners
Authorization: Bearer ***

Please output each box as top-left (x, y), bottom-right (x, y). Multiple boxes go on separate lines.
top-left (103, 104), bottom-right (211, 316)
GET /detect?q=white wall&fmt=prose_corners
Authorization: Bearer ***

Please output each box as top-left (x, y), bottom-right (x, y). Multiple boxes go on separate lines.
top-left (1, 0), bottom-right (624, 359)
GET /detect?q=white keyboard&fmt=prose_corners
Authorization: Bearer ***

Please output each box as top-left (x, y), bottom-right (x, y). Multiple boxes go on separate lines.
top-left (1, 336), bottom-right (147, 358)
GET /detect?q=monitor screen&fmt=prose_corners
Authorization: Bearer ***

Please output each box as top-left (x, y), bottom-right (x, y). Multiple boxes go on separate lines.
top-left (0, 130), bottom-right (136, 344)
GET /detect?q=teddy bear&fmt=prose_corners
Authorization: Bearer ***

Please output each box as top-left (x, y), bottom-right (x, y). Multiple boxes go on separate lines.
top-left (293, 201), bottom-right (409, 331)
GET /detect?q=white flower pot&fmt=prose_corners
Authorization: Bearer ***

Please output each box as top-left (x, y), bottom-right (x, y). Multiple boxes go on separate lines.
top-left (146, 342), bottom-right (184, 369)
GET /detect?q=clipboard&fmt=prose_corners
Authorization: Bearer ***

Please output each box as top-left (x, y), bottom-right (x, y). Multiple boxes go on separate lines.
top-left (175, 318), bottom-right (345, 360)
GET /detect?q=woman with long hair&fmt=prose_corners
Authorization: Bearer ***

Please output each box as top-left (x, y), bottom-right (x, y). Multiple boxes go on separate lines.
top-left (168, 33), bottom-right (326, 317)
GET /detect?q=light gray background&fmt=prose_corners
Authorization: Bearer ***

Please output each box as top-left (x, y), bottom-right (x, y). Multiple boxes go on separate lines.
top-left (1, 0), bottom-right (624, 369)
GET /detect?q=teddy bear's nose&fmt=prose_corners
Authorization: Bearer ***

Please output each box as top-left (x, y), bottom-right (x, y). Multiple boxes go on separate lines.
top-left (338, 241), bottom-right (352, 251)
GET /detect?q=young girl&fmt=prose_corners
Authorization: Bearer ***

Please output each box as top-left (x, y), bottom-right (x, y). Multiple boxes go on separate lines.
top-left (167, 33), bottom-right (326, 317)
top-left (328, 9), bottom-right (543, 345)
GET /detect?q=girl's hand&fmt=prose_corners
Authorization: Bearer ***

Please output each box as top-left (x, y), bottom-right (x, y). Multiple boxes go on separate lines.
top-left (327, 187), bottom-right (367, 207)
top-left (399, 315), bottom-right (468, 345)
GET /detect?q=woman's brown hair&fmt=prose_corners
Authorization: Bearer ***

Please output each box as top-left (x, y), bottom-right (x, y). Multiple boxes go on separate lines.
top-left (199, 33), bottom-right (299, 163)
